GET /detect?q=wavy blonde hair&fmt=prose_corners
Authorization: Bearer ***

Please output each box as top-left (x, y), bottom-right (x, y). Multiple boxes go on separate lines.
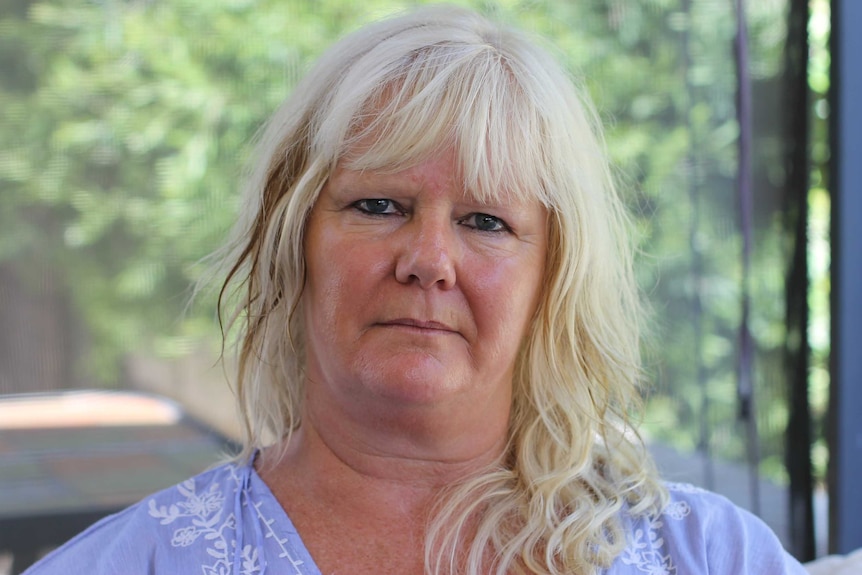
top-left (217, 5), bottom-right (666, 574)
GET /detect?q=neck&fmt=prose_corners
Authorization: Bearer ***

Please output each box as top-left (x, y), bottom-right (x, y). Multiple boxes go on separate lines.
top-left (296, 368), bottom-right (511, 476)
top-left (255, 392), bottom-right (511, 575)
top-left (259, 390), bottom-right (511, 512)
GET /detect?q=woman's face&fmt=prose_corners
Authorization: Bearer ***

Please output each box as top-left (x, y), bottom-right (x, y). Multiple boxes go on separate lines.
top-left (301, 151), bottom-right (548, 423)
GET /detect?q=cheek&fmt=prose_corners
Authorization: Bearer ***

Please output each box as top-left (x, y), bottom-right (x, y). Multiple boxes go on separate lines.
top-left (303, 228), bottom-right (343, 338)
top-left (304, 235), bottom-right (383, 334)
top-left (305, 257), bottom-right (347, 327)
top-left (471, 259), bottom-right (543, 350)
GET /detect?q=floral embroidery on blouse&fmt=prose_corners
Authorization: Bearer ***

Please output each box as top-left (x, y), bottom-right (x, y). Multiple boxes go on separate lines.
top-left (147, 468), bottom-right (263, 575)
top-left (617, 484), bottom-right (695, 575)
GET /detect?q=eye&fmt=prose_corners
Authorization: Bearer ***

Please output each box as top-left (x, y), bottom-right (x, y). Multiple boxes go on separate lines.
top-left (353, 199), bottom-right (400, 215)
top-left (460, 213), bottom-right (510, 233)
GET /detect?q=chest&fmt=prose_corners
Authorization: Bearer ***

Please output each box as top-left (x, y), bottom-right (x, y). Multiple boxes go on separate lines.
top-left (285, 496), bottom-right (427, 575)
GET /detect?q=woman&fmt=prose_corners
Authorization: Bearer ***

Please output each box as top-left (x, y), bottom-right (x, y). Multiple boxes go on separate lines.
top-left (27, 5), bottom-right (807, 574)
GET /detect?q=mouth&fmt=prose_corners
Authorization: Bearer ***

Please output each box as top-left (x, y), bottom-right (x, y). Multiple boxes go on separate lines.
top-left (377, 318), bottom-right (458, 334)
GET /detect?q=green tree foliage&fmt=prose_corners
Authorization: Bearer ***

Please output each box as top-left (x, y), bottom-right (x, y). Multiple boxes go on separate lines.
top-left (0, 0), bottom-right (799, 478)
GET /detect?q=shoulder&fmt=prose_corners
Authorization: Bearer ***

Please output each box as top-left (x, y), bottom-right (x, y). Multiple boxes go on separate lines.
top-left (24, 462), bottom-right (244, 575)
top-left (607, 482), bottom-right (809, 575)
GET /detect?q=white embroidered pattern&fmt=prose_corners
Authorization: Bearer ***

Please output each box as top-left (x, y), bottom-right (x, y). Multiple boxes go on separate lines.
top-left (253, 499), bottom-right (307, 572)
top-left (664, 482), bottom-right (707, 495)
top-left (148, 469), bottom-right (263, 575)
top-left (618, 484), bottom-right (696, 574)
top-left (147, 465), bottom-right (313, 575)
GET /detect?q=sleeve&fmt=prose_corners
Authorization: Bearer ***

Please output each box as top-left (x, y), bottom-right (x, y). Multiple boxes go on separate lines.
top-left (706, 501), bottom-right (808, 573)
top-left (22, 464), bottom-right (255, 575)
top-left (21, 503), bottom-right (165, 575)
top-left (661, 484), bottom-right (809, 574)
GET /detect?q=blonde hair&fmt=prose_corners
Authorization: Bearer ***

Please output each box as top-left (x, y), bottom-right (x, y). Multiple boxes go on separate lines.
top-left (218, 5), bottom-right (666, 574)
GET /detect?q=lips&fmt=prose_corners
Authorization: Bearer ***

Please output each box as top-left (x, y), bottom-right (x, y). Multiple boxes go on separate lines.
top-left (377, 318), bottom-right (458, 334)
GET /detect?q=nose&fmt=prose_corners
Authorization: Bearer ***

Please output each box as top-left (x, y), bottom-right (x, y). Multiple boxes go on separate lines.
top-left (394, 213), bottom-right (457, 290)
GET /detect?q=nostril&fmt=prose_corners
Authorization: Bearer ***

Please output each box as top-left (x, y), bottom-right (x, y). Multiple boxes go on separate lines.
top-left (395, 246), bottom-right (456, 289)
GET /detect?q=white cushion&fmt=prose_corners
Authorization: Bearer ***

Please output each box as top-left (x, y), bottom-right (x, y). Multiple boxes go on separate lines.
top-left (805, 548), bottom-right (862, 575)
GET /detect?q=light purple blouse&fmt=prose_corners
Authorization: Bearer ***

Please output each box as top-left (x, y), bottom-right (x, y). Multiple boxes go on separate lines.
top-left (24, 459), bottom-right (808, 574)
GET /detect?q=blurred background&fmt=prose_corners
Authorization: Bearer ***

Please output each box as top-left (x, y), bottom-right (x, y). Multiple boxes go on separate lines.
top-left (0, 0), bottom-right (849, 570)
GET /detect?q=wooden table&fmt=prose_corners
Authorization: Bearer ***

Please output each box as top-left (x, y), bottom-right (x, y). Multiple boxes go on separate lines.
top-left (0, 391), bottom-right (235, 574)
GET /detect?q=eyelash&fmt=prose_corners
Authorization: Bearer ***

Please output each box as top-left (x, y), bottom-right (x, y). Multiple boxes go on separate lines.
top-left (351, 199), bottom-right (511, 233)
top-left (353, 199), bottom-right (401, 216)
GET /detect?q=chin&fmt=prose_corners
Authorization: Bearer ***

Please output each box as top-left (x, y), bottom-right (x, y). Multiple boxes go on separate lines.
top-left (355, 357), bottom-right (467, 405)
